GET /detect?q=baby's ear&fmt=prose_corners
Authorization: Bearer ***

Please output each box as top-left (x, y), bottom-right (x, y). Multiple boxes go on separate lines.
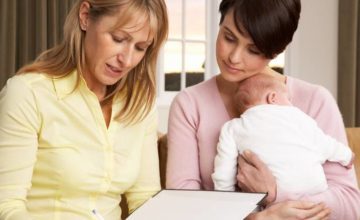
top-left (266, 92), bottom-right (277, 104)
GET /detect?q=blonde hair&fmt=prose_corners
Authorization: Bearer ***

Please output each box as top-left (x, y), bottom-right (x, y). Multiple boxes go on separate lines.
top-left (234, 74), bottom-right (285, 114)
top-left (17, 0), bottom-right (168, 124)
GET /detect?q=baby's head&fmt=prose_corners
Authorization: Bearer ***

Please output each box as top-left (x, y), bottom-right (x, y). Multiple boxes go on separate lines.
top-left (234, 74), bottom-right (291, 114)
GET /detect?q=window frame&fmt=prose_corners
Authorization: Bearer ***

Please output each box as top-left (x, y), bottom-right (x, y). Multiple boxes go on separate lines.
top-left (156, 0), bottom-right (221, 107)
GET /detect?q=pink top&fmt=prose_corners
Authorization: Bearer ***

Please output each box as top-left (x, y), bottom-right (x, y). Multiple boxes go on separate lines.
top-left (166, 76), bottom-right (360, 219)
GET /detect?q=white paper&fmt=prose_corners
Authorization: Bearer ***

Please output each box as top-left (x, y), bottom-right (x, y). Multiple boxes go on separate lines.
top-left (127, 190), bottom-right (266, 220)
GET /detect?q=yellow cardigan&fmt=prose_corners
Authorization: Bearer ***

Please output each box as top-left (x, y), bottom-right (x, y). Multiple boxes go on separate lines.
top-left (0, 71), bottom-right (160, 220)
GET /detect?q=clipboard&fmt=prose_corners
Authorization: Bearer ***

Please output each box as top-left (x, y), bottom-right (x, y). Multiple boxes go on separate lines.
top-left (127, 189), bottom-right (267, 220)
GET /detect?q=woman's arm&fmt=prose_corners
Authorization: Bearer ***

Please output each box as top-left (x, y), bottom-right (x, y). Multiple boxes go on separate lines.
top-left (246, 201), bottom-right (330, 220)
top-left (238, 151), bottom-right (331, 220)
top-left (237, 151), bottom-right (277, 205)
top-left (0, 77), bottom-right (40, 219)
top-left (166, 92), bottom-right (201, 189)
top-left (124, 108), bottom-right (161, 213)
top-left (237, 86), bottom-right (360, 219)
top-left (296, 86), bottom-right (360, 219)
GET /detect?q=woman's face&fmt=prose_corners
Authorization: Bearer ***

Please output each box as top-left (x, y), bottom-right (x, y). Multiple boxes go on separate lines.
top-left (80, 3), bottom-right (153, 94)
top-left (216, 9), bottom-right (271, 83)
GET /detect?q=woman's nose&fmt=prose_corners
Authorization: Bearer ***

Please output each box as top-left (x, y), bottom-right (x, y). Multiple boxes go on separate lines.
top-left (117, 46), bottom-right (133, 68)
top-left (229, 46), bottom-right (243, 64)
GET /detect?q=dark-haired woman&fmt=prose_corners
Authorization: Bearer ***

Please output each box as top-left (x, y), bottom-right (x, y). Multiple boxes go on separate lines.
top-left (166, 0), bottom-right (360, 219)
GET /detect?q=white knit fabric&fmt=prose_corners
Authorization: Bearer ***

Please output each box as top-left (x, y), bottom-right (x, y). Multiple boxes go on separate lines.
top-left (212, 104), bottom-right (353, 194)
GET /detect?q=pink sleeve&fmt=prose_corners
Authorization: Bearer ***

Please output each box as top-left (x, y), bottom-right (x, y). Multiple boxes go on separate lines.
top-left (166, 91), bottom-right (202, 189)
top-left (276, 86), bottom-right (360, 219)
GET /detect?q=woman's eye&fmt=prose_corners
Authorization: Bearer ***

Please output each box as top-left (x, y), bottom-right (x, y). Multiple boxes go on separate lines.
top-left (224, 34), bottom-right (235, 42)
top-left (249, 48), bottom-right (261, 55)
top-left (135, 46), bottom-right (146, 52)
top-left (112, 36), bottom-right (125, 43)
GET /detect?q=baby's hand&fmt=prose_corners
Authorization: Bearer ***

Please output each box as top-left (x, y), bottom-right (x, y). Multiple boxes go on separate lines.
top-left (345, 153), bottom-right (355, 169)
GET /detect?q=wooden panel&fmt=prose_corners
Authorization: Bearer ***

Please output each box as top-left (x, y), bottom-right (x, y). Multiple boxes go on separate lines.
top-left (346, 127), bottom-right (360, 187)
top-left (158, 134), bottom-right (168, 189)
top-left (120, 195), bottom-right (128, 220)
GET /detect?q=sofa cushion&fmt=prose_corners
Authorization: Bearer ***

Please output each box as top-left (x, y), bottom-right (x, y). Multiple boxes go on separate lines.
top-left (346, 127), bottom-right (360, 187)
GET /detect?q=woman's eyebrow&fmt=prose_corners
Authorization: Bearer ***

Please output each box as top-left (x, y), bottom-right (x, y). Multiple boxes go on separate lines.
top-left (112, 30), bottom-right (153, 45)
top-left (137, 41), bottom-right (153, 47)
top-left (112, 29), bottom-right (130, 37)
top-left (223, 26), bottom-right (235, 35)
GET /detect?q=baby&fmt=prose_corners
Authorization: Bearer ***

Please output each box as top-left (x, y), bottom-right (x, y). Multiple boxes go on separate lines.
top-left (212, 73), bottom-right (354, 197)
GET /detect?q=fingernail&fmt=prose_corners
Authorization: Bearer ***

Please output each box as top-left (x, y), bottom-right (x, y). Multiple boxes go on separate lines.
top-left (244, 150), bottom-right (251, 156)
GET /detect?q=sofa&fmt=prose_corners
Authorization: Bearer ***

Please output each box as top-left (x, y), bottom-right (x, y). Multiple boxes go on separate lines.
top-left (121, 128), bottom-right (360, 219)
top-left (345, 127), bottom-right (360, 186)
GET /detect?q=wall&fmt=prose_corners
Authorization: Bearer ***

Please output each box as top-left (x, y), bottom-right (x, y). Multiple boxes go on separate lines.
top-left (285, 0), bottom-right (339, 98)
top-left (158, 105), bottom-right (170, 134)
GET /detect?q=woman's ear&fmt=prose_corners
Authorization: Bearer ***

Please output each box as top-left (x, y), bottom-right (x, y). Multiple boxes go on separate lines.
top-left (79, 1), bottom-right (91, 31)
top-left (266, 91), bottom-right (277, 104)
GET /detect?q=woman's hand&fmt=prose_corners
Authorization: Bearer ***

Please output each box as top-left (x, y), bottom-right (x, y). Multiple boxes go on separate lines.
top-left (246, 201), bottom-right (331, 220)
top-left (237, 150), bottom-right (277, 205)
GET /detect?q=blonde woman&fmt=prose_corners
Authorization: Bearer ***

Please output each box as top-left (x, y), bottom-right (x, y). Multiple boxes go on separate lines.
top-left (0, 0), bottom-right (168, 219)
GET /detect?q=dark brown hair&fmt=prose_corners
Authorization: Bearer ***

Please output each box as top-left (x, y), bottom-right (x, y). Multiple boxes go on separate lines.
top-left (219, 0), bottom-right (301, 58)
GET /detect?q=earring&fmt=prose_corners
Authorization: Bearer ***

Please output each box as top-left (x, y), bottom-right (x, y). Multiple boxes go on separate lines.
top-left (80, 24), bottom-right (87, 31)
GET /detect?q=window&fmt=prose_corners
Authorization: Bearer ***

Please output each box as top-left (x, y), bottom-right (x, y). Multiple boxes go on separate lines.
top-left (156, 0), bottom-right (286, 106)
top-left (156, 0), bottom-right (286, 132)
top-left (269, 52), bottom-right (285, 74)
top-left (156, 0), bottom-right (221, 106)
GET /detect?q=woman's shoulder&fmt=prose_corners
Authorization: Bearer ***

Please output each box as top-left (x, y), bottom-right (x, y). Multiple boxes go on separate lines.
top-left (286, 76), bottom-right (347, 142)
top-left (173, 76), bottom-right (218, 104)
top-left (0, 73), bottom-right (50, 114)
top-left (4, 73), bottom-right (52, 91)
top-left (286, 76), bottom-right (336, 110)
top-left (169, 76), bottom-right (222, 121)
top-left (2, 73), bottom-right (51, 93)
top-left (287, 76), bottom-right (330, 96)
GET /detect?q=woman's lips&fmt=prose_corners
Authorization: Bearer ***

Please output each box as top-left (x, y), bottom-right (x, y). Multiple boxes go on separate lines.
top-left (105, 64), bottom-right (123, 77)
top-left (224, 61), bottom-right (241, 74)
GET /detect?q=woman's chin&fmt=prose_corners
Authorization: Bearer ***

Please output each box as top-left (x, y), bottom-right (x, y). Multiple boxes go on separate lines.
top-left (220, 72), bottom-right (248, 83)
top-left (101, 74), bottom-right (127, 86)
